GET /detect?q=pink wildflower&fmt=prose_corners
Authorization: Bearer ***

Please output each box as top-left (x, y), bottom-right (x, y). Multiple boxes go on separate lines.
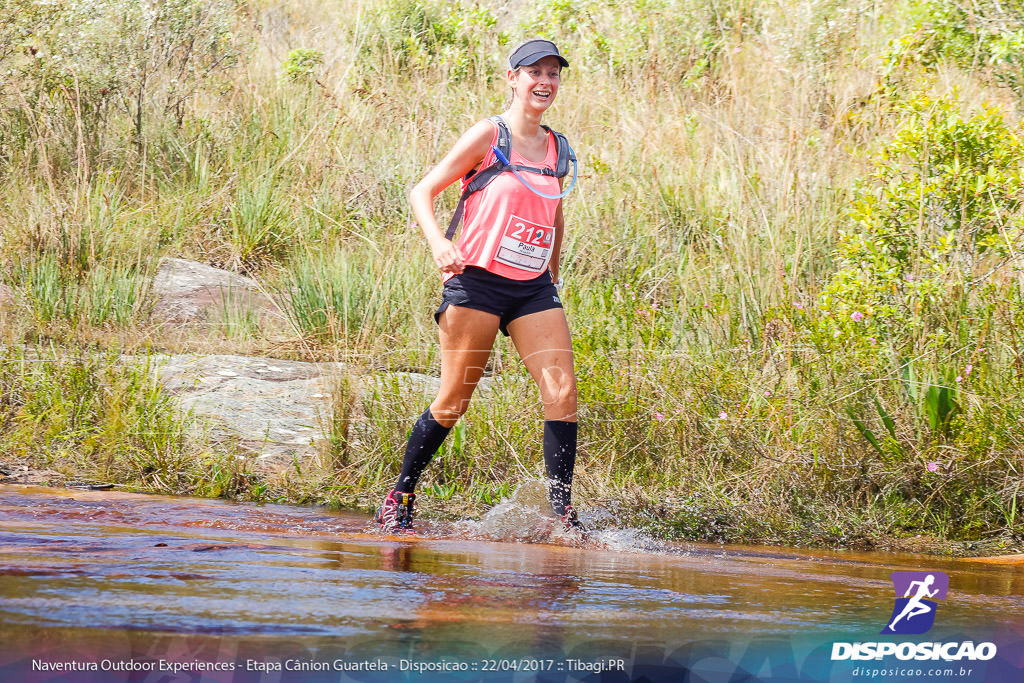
top-left (927, 462), bottom-right (939, 472)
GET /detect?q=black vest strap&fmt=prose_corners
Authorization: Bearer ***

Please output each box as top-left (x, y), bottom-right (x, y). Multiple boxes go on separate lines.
top-left (444, 115), bottom-right (573, 241)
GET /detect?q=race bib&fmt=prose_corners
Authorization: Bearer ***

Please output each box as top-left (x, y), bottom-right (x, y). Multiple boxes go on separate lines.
top-left (494, 214), bottom-right (554, 273)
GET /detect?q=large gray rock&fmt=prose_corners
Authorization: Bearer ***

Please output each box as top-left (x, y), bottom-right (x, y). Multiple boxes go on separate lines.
top-left (156, 354), bottom-right (341, 470)
top-left (151, 258), bottom-right (283, 328)
top-left (154, 354), bottom-right (443, 474)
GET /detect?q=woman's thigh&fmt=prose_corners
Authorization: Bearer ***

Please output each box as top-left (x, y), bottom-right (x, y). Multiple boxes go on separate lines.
top-left (506, 307), bottom-right (577, 421)
top-left (431, 305), bottom-right (501, 426)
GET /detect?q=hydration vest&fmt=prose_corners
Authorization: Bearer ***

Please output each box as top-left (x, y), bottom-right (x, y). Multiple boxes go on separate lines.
top-left (445, 115), bottom-right (576, 241)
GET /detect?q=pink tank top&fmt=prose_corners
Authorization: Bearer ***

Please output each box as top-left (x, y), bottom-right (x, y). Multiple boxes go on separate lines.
top-left (448, 119), bottom-right (562, 281)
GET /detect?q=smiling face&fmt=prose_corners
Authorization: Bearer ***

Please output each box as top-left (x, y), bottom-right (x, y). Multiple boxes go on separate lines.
top-left (508, 55), bottom-right (562, 112)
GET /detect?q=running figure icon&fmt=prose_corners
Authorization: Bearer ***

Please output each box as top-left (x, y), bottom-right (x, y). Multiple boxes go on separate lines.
top-left (887, 574), bottom-right (938, 632)
top-left (882, 571), bottom-right (949, 635)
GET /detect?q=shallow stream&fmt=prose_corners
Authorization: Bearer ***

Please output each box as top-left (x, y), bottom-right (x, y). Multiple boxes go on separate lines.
top-left (1, 484), bottom-right (1021, 682)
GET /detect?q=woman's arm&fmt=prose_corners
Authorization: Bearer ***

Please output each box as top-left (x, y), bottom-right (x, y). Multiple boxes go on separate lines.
top-left (409, 119), bottom-right (493, 274)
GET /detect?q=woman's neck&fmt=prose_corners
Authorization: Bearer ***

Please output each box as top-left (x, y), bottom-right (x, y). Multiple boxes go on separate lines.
top-left (503, 102), bottom-right (544, 140)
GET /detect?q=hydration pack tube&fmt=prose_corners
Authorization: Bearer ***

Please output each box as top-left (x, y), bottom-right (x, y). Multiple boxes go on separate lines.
top-left (445, 115), bottom-right (577, 241)
top-left (490, 144), bottom-right (578, 200)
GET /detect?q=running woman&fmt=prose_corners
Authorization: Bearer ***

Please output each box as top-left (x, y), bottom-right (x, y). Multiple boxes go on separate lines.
top-left (374, 39), bottom-right (582, 535)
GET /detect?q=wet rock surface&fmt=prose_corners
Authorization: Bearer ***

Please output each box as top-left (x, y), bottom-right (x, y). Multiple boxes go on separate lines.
top-left (155, 354), bottom-right (343, 471)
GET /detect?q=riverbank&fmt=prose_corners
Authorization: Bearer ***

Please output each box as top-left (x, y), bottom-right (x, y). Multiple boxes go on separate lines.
top-left (2, 451), bottom-right (1019, 559)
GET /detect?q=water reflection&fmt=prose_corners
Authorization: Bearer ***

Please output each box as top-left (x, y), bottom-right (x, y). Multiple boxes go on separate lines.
top-left (1, 483), bottom-right (1021, 653)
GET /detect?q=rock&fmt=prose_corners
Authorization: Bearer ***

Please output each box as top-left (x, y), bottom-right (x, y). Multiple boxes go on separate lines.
top-left (152, 354), bottom-right (450, 475)
top-left (156, 354), bottom-right (343, 471)
top-left (0, 461), bottom-right (67, 487)
top-left (151, 258), bottom-right (284, 329)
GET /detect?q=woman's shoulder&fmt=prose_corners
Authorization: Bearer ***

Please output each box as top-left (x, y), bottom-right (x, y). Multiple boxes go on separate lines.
top-left (454, 118), bottom-right (498, 145)
top-left (450, 118), bottom-right (499, 157)
top-left (438, 118), bottom-right (499, 175)
top-left (471, 116), bottom-right (501, 136)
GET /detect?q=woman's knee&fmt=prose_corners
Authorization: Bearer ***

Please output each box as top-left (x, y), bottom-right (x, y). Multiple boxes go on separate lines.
top-left (542, 376), bottom-right (577, 413)
top-left (429, 397), bottom-right (472, 427)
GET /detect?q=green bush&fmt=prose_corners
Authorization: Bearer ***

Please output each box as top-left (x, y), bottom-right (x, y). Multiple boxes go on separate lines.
top-left (885, 0), bottom-right (1024, 96)
top-left (520, 0), bottom-right (740, 79)
top-left (814, 94), bottom-right (1024, 368)
top-left (0, 349), bottom-right (182, 477)
top-left (1, 0), bottom-right (239, 165)
top-left (281, 48), bottom-right (324, 83)
top-left (226, 173), bottom-right (296, 271)
top-left (364, 0), bottom-right (504, 81)
top-left (17, 253), bottom-right (146, 328)
top-left (802, 92), bottom-right (1024, 536)
top-left (280, 243), bottom-right (434, 355)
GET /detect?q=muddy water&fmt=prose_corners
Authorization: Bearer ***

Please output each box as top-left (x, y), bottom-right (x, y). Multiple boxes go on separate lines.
top-left (0, 484), bottom-right (1021, 682)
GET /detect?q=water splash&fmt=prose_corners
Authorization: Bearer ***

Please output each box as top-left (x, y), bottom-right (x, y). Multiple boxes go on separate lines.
top-left (462, 480), bottom-right (558, 543)
top-left (460, 480), bottom-right (665, 553)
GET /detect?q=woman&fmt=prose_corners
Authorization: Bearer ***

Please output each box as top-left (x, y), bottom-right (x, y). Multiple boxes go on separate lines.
top-left (374, 38), bottom-right (583, 536)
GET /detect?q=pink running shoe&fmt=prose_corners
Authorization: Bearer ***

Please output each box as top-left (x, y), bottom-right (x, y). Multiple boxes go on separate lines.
top-left (374, 490), bottom-right (416, 534)
top-left (559, 505), bottom-right (587, 533)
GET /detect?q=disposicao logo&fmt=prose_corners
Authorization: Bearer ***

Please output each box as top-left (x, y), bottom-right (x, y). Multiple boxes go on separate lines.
top-left (831, 570), bottom-right (998, 663)
top-left (882, 571), bottom-right (949, 635)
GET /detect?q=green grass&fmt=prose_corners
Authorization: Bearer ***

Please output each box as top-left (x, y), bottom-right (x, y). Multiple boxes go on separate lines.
top-left (0, 346), bottom-right (256, 497)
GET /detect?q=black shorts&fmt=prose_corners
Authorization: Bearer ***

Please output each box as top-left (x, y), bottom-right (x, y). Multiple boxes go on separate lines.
top-left (434, 266), bottom-right (563, 336)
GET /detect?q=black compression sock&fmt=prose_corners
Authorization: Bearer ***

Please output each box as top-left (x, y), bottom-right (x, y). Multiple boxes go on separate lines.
top-left (543, 420), bottom-right (578, 516)
top-left (395, 408), bottom-right (452, 493)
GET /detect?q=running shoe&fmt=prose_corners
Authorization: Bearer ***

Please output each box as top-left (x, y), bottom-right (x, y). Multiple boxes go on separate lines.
top-left (374, 490), bottom-right (416, 534)
top-left (559, 505), bottom-right (587, 533)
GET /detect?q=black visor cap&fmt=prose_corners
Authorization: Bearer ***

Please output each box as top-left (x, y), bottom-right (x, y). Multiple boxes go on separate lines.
top-left (508, 39), bottom-right (569, 69)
